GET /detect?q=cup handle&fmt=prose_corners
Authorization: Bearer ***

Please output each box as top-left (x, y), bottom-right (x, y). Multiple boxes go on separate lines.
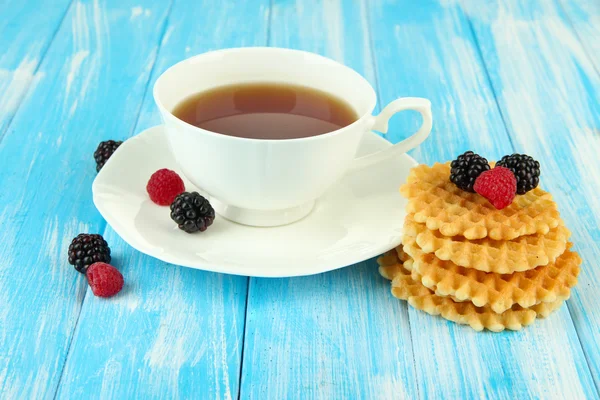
top-left (350, 97), bottom-right (432, 171)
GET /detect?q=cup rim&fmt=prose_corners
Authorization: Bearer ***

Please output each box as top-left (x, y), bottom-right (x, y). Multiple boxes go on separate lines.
top-left (153, 47), bottom-right (377, 143)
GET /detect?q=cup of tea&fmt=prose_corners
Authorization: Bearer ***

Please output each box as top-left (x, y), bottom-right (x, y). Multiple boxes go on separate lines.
top-left (153, 47), bottom-right (432, 227)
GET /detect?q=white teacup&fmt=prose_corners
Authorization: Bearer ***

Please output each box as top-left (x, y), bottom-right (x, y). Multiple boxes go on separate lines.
top-left (154, 47), bottom-right (432, 227)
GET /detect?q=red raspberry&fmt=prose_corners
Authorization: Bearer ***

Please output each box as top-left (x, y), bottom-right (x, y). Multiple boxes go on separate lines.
top-left (86, 262), bottom-right (124, 298)
top-left (473, 166), bottom-right (517, 210)
top-left (147, 169), bottom-right (185, 206)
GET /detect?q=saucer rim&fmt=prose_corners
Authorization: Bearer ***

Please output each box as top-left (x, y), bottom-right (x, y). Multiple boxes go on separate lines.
top-left (93, 125), bottom-right (417, 278)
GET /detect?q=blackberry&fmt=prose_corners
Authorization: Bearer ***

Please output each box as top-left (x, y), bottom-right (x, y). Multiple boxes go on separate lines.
top-left (94, 140), bottom-right (123, 172)
top-left (497, 153), bottom-right (540, 194)
top-left (450, 151), bottom-right (491, 192)
top-left (170, 192), bottom-right (215, 233)
top-left (68, 234), bottom-right (111, 273)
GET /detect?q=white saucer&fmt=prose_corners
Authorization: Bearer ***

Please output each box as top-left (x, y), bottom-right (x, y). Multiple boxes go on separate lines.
top-left (92, 125), bottom-right (417, 277)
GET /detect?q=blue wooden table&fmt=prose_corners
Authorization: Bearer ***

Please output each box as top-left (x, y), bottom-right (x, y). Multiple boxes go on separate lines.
top-left (1, 0), bottom-right (599, 398)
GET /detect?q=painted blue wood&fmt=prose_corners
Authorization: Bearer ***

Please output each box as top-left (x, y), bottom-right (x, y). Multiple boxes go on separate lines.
top-left (463, 0), bottom-right (600, 393)
top-left (238, 1), bottom-right (419, 399)
top-left (1, 0), bottom-right (599, 398)
top-left (0, 0), bottom-right (172, 398)
top-left (54, 1), bottom-right (269, 399)
top-left (0, 0), bottom-right (72, 137)
top-left (368, 0), bottom-right (598, 398)
top-left (557, 1), bottom-right (600, 81)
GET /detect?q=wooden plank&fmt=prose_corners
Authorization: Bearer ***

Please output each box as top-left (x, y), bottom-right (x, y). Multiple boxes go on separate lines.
top-left (55, 232), bottom-right (250, 400)
top-left (54, 1), bottom-right (270, 398)
top-left (557, 0), bottom-right (600, 73)
top-left (463, 0), bottom-right (600, 393)
top-left (0, 0), bottom-right (72, 137)
top-left (0, 0), bottom-right (172, 398)
top-left (368, 0), bottom-right (598, 398)
top-left (238, 1), bottom-right (419, 398)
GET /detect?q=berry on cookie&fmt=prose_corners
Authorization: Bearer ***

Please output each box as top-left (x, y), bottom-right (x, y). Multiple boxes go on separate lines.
top-left (496, 153), bottom-right (540, 195)
top-left (473, 166), bottom-right (517, 210)
top-left (450, 151), bottom-right (491, 192)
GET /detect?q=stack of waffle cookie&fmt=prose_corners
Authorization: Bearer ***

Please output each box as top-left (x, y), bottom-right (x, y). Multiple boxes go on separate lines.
top-left (378, 163), bottom-right (581, 332)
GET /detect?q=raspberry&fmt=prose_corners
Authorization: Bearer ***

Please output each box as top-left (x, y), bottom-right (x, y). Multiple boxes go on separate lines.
top-left (146, 169), bottom-right (185, 206)
top-left (86, 262), bottom-right (124, 298)
top-left (473, 166), bottom-right (517, 210)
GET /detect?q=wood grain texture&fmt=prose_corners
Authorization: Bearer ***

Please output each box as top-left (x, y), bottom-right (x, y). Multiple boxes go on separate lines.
top-left (239, 1), bottom-right (418, 399)
top-left (558, 0), bottom-right (600, 74)
top-left (54, 1), bottom-right (269, 399)
top-left (1, 0), bottom-right (599, 398)
top-left (462, 0), bottom-right (600, 393)
top-left (0, 0), bottom-right (72, 137)
top-left (0, 0), bottom-right (172, 398)
top-left (368, 0), bottom-right (598, 398)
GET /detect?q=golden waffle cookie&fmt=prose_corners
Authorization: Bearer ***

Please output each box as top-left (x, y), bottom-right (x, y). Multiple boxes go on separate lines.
top-left (378, 246), bottom-right (410, 280)
top-left (403, 214), bottom-right (571, 273)
top-left (402, 237), bottom-right (581, 313)
top-left (377, 250), bottom-right (562, 332)
top-left (400, 163), bottom-right (560, 240)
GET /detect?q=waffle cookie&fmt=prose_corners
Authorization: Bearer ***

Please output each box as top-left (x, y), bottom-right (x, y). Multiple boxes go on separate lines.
top-left (400, 163), bottom-right (560, 240)
top-left (403, 214), bottom-right (570, 273)
top-left (378, 249), bottom-right (562, 332)
top-left (402, 237), bottom-right (581, 313)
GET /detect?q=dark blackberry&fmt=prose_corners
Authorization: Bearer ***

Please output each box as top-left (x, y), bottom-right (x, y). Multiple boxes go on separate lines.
top-left (496, 153), bottom-right (540, 194)
top-left (68, 234), bottom-right (111, 273)
top-left (450, 151), bottom-right (491, 192)
top-left (94, 140), bottom-right (123, 172)
top-left (170, 192), bottom-right (215, 233)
